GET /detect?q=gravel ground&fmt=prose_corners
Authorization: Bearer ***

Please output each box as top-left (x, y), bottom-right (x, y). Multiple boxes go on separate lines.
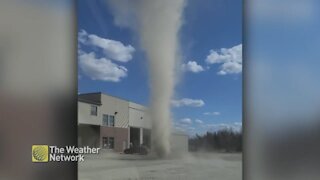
top-left (78, 151), bottom-right (242, 180)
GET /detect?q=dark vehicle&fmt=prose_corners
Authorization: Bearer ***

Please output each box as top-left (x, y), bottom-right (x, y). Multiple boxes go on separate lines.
top-left (124, 144), bottom-right (148, 155)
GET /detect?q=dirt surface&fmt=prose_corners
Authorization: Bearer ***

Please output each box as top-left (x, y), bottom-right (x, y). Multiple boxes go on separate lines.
top-left (78, 151), bottom-right (242, 180)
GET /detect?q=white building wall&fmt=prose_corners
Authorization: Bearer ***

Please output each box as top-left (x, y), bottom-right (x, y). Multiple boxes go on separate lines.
top-left (78, 94), bottom-right (130, 128)
top-left (78, 93), bottom-right (189, 151)
top-left (78, 101), bottom-right (101, 126)
top-left (100, 94), bottom-right (129, 128)
top-left (171, 133), bottom-right (189, 152)
top-left (128, 102), bottom-right (151, 129)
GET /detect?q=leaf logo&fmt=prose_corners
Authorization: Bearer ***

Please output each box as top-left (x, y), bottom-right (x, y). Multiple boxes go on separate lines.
top-left (32, 145), bottom-right (48, 162)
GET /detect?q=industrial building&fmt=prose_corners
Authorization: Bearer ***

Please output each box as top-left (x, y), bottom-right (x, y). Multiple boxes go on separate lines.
top-left (78, 92), bottom-right (188, 152)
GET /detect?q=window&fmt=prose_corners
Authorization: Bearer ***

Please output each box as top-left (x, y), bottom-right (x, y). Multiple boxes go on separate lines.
top-left (102, 114), bottom-right (115, 127)
top-left (102, 137), bottom-right (114, 149)
top-left (90, 105), bottom-right (97, 116)
top-left (102, 114), bottom-right (108, 126)
top-left (109, 115), bottom-right (115, 127)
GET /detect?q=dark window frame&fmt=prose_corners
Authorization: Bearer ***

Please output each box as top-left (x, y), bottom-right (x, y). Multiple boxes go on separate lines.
top-left (102, 114), bottom-right (109, 126)
top-left (102, 137), bottom-right (115, 149)
top-left (109, 115), bottom-right (115, 127)
top-left (102, 114), bottom-right (115, 127)
top-left (90, 105), bottom-right (98, 116)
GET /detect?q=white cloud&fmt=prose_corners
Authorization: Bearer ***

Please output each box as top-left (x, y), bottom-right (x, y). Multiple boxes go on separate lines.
top-left (180, 118), bottom-right (192, 124)
top-left (181, 61), bottom-right (204, 73)
top-left (206, 44), bottom-right (242, 75)
top-left (78, 30), bottom-right (88, 44)
top-left (206, 122), bottom-right (242, 132)
top-left (171, 98), bottom-right (205, 107)
top-left (234, 122), bottom-right (242, 126)
top-left (187, 127), bottom-right (196, 131)
top-left (173, 118), bottom-right (196, 134)
top-left (204, 112), bottom-right (221, 116)
top-left (173, 126), bottom-right (186, 132)
top-left (79, 52), bottom-right (127, 82)
top-left (79, 30), bottom-right (135, 62)
top-left (195, 119), bottom-right (203, 124)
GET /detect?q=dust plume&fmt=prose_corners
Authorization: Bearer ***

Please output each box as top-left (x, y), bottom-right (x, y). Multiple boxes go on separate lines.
top-left (107, 0), bottom-right (186, 157)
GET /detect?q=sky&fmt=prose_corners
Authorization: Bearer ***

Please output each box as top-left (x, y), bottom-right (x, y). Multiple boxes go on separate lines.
top-left (78, 0), bottom-right (242, 135)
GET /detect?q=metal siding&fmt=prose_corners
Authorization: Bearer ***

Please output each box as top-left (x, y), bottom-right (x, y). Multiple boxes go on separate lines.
top-left (78, 101), bottom-right (101, 125)
top-left (100, 94), bottom-right (129, 128)
top-left (128, 102), bottom-right (151, 129)
top-left (171, 133), bottom-right (189, 152)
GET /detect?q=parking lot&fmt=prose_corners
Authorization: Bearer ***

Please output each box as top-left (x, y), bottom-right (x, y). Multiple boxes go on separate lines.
top-left (79, 152), bottom-right (242, 180)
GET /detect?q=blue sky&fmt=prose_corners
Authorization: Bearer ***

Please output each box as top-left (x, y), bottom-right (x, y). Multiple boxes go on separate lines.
top-left (78, 0), bottom-right (242, 135)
